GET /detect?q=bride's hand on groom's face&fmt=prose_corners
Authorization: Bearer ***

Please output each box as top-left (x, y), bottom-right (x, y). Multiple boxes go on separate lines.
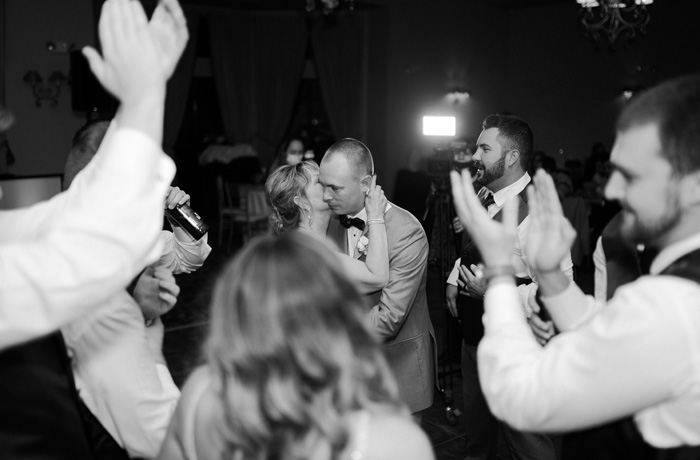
top-left (365, 174), bottom-right (387, 220)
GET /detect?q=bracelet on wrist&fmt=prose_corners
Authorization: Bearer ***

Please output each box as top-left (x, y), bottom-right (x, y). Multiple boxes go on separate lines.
top-left (482, 264), bottom-right (515, 283)
top-left (367, 219), bottom-right (385, 225)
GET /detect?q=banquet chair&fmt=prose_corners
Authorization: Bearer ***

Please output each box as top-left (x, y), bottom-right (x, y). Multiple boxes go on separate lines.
top-left (216, 176), bottom-right (270, 251)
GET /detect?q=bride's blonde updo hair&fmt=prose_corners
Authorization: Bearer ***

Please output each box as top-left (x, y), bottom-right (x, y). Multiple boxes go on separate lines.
top-left (265, 161), bottom-right (319, 235)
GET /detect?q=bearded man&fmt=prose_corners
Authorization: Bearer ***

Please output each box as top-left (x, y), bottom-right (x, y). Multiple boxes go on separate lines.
top-left (445, 114), bottom-right (573, 460)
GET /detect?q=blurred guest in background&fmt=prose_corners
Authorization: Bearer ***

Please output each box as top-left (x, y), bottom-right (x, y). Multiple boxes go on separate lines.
top-left (269, 136), bottom-right (306, 173)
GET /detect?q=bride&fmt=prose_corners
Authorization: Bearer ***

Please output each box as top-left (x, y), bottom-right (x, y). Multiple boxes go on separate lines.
top-left (265, 161), bottom-right (389, 293)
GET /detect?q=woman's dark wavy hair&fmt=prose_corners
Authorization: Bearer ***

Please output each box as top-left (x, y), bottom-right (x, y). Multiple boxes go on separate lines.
top-left (205, 232), bottom-right (406, 459)
top-left (265, 162), bottom-right (318, 235)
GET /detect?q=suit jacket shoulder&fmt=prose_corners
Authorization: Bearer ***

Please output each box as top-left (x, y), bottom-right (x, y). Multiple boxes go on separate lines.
top-left (383, 203), bottom-right (426, 243)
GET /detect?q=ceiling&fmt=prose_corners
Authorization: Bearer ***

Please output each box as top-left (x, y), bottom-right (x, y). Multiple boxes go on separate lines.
top-left (493, 0), bottom-right (570, 7)
top-left (177, 0), bottom-right (571, 10)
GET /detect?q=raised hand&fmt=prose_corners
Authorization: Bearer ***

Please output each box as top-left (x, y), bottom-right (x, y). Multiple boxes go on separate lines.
top-left (365, 175), bottom-right (387, 221)
top-left (446, 284), bottom-right (458, 318)
top-left (83, 0), bottom-right (165, 104)
top-left (82, 0), bottom-right (188, 105)
top-left (525, 170), bottom-right (577, 275)
top-left (133, 264), bottom-right (180, 321)
top-left (165, 186), bottom-right (190, 210)
top-left (450, 169), bottom-right (518, 268)
top-left (458, 263), bottom-right (486, 298)
top-left (526, 292), bottom-right (556, 345)
top-left (452, 216), bottom-right (464, 234)
top-left (148, 0), bottom-right (189, 79)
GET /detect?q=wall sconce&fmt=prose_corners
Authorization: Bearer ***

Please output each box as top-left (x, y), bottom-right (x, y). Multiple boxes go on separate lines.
top-left (46, 41), bottom-right (74, 54)
top-left (447, 89), bottom-right (471, 105)
top-left (23, 70), bottom-right (67, 107)
top-left (621, 85), bottom-right (645, 102)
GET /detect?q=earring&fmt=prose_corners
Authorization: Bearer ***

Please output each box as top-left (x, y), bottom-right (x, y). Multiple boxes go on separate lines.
top-left (307, 213), bottom-right (313, 220)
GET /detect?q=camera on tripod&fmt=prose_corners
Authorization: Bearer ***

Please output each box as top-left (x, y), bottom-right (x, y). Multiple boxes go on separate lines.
top-left (426, 139), bottom-right (475, 190)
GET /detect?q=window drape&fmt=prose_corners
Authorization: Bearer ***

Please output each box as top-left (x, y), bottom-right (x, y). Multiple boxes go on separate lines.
top-left (208, 11), bottom-right (308, 168)
top-left (310, 12), bottom-right (368, 143)
top-left (163, 10), bottom-right (200, 159)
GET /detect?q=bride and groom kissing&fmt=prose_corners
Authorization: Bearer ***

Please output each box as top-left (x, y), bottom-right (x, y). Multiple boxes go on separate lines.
top-left (265, 138), bottom-right (436, 415)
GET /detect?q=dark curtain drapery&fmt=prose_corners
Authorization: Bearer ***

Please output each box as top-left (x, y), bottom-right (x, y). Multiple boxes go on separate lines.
top-left (163, 10), bottom-right (200, 159)
top-left (310, 12), bottom-right (368, 142)
top-left (208, 11), bottom-right (308, 167)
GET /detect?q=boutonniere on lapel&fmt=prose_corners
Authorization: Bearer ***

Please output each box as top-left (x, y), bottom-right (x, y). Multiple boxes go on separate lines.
top-left (356, 236), bottom-right (369, 255)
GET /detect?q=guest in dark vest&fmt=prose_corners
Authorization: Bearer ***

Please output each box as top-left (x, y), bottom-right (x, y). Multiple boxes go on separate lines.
top-left (0, 0), bottom-right (189, 458)
top-left (592, 210), bottom-right (657, 302)
top-left (445, 114), bottom-right (574, 460)
top-left (449, 73), bottom-right (700, 459)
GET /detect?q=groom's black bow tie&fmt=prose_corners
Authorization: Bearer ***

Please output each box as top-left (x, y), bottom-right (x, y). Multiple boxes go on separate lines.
top-left (339, 215), bottom-right (365, 231)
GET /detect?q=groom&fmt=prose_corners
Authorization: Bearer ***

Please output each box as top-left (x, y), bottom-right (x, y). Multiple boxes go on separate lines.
top-left (320, 138), bottom-right (435, 414)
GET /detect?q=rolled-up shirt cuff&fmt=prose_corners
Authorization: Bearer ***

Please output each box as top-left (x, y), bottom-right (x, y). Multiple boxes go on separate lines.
top-left (539, 280), bottom-right (590, 330)
top-left (484, 280), bottom-right (524, 328)
top-left (446, 258), bottom-right (461, 285)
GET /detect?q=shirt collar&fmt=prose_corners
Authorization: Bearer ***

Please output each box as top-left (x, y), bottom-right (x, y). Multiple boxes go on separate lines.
top-left (486, 172), bottom-right (531, 209)
top-left (649, 232), bottom-right (700, 274)
top-left (349, 208), bottom-right (367, 221)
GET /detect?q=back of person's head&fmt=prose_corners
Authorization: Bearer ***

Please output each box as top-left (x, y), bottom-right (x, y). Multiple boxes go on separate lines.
top-left (265, 161), bottom-right (318, 234)
top-left (324, 138), bottom-right (374, 178)
top-left (482, 114), bottom-right (533, 171)
top-left (205, 232), bottom-right (405, 458)
top-left (63, 119), bottom-right (111, 190)
top-left (617, 73), bottom-right (700, 176)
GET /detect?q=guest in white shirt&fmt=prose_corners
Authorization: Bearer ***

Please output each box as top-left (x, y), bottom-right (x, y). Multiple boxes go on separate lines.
top-left (58, 117), bottom-right (211, 458)
top-left (62, 185), bottom-right (209, 459)
top-left (0, 0), bottom-right (188, 351)
top-left (449, 73), bottom-right (700, 458)
top-left (0, 0), bottom-right (189, 458)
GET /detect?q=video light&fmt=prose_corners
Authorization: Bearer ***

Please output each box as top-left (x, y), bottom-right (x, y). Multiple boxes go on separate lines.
top-left (423, 116), bottom-right (456, 136)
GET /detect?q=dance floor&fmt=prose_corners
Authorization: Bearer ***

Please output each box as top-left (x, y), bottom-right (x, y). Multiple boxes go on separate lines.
top-left (163, 227), bottom-right (594, 460)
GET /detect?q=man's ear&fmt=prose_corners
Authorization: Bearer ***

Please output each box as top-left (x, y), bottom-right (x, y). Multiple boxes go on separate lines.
top-left (360, 174), bottom-right (372, 194)
top-left (678, 171), bottom-right (700, 208)
top-left (506, 149), bottom-right (520, 168)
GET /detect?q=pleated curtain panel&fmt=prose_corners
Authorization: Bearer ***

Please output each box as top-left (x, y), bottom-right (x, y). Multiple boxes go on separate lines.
top-left (208, 9), bottom-right (369, 166)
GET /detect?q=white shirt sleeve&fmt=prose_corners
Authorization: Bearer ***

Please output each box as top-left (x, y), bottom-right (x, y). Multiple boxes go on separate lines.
top-left (477, 276), bottom-right (700, 445)
top-left (63, 292), bottom-right (180, 459)
top-left (446, 258), bottom-right (461, 286)
top-left (157, 229), bottom-right (212, 275)
top-left (0, 126), bottom-right (175, 350)
top-left (593, 236), bottom-right (608, 302)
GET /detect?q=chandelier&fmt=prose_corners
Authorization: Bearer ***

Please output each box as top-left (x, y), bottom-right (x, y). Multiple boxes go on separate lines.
top-left (577, 0), bottom-right (653, 46)
top-left (305, 0), bottom-right (355, 14)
